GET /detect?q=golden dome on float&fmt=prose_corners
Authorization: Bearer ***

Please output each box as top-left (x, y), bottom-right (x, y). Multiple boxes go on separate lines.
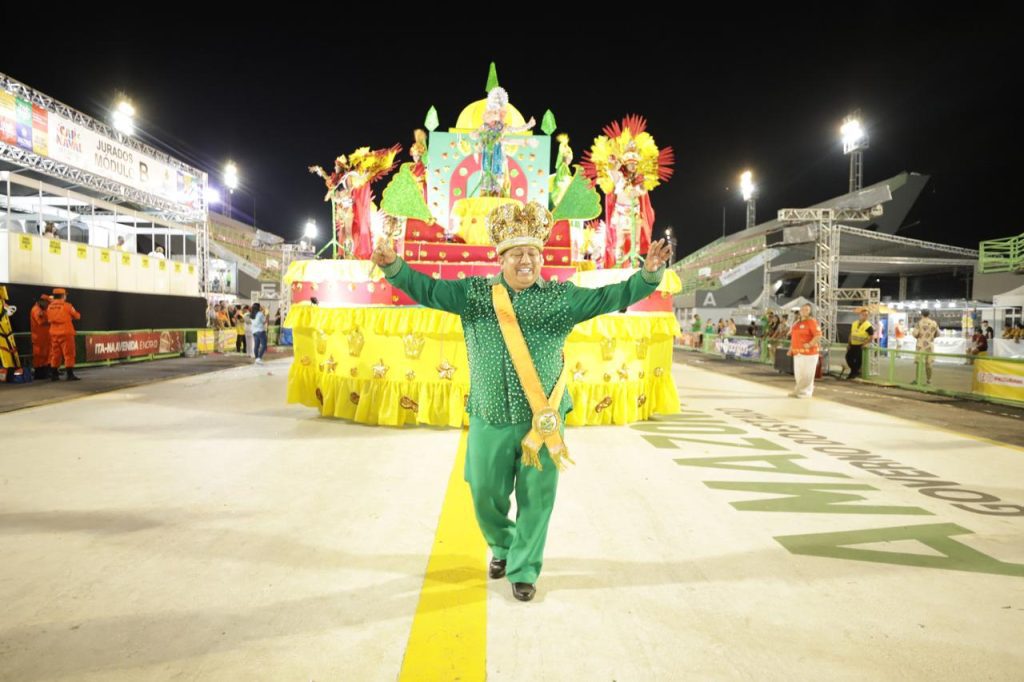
top-left (451, 99), bottom-right (531, 134)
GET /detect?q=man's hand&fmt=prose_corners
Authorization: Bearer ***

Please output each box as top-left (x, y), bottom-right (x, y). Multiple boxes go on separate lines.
top-left (644, 239), bottom-right (672, 272)
top-left (371, 238), bottom-right (397, 268)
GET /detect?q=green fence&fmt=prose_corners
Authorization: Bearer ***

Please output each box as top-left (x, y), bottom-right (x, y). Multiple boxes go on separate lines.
top-left (859, 345), bottom-right (1024, 408)
top-left (979, 231), bottom-right (1024, 274)
top-left (9, 326), bottom-right (284, 369)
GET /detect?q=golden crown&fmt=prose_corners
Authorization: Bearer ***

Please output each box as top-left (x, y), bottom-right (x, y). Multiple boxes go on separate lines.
top-left (486, 201), bottom-right (553, 254)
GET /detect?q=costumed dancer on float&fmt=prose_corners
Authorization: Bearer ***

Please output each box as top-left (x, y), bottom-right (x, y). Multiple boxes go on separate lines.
top-left (470, 87), bottom-right (536, 198)
top-left (371, 201), bottom-right (672, 602)
top-left (410, 128), bottom-right (429, 198)
top-left (583, 115), bottom-right (674, 268)
top-left (550, 133), bottom-right (574, 207)
top-left (309, 145), bottom-right (400, 259)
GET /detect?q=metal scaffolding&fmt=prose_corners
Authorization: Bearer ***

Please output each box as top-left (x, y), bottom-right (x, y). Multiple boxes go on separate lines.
top-left (779, 256), bottom-right (980, 271)
top-left (762, 254), bottom-right (773, 311)
top-left (777, 206), bottom-right (882, 346)
top-left (848, 151), bottom-right (864, 193)
top-left (838, 225), bottom-right (979, 257)
top-left (1, 73), bottom-right (208, 225)
top-left (198, 220), bottom-right (210, 296)
top-left (2, 71), bottom-right (212, 294)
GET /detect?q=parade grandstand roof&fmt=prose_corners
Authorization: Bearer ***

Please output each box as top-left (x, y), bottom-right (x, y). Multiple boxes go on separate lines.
top-left (672, 172), bottom-right (978, 293)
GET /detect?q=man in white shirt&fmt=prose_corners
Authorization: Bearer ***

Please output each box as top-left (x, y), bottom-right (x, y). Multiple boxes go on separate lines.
top-left (251, 303), bottom-right (268, 364)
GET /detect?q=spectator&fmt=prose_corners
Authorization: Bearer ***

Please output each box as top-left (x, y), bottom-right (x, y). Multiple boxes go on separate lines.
top-left (243, 305), bottom-right (254, 358)
top-left (251, 303), bottom-right (268, 364)
top-left (148, 245), bottom-right (166, 259)
top-left (691, 314), bottom-right (703, 347)
top-left (893, 320), bottom-right (906, 346)
top-left (982, 321), bottom-right (994, 341)
top-left (968, 329), bottom-right (988, 363)
top-left (760, 311), bottom-right (776, 355)
top-left (234, 307), bottom-right (246, 355)
top-left (216, 304), bottom-right (230, 329)
top-left (773, 314), bottom-right (790, 341)
top-left (911, 310), bottom-right (940, 385)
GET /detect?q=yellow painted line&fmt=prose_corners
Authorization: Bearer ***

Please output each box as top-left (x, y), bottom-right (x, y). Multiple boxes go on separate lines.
top-left (399, 429), bottom-right (488, 682)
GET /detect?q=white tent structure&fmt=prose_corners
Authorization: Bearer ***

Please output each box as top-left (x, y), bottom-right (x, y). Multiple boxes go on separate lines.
top-left (993, 284), bottom-right (1024, 308)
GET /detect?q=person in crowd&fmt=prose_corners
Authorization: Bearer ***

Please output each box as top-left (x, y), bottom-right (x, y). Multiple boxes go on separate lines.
top-left (911, 310), bottom-right (940, 385)
top-left (251, 303), bottom-right (268, 364)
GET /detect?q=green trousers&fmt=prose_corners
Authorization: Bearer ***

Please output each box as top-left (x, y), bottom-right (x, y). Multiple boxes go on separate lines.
top-left (465, 416), bottom-right (563, 584)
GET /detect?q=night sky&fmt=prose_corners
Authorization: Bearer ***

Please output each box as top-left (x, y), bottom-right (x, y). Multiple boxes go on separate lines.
top-left (2, 18), bottom-right (1016, 258)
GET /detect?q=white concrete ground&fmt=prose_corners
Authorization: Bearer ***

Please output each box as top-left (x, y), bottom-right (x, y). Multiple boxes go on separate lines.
top-left (1, 358), bottom-right (1022, 681)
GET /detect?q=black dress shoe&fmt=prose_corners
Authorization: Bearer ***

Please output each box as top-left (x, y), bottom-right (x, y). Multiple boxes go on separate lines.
top-left (512, 582), bottom-right (536, 602)
top-left (488, 558), bottom-right (506, 579)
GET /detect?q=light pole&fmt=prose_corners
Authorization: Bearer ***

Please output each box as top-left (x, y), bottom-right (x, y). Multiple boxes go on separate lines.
top-left (721, 186), bottom-right (730, 238)
top-left (224, 162), bottom-right (239, 220)
top-left (302, 220), bottom-right (318, 249)
top-left (112, 99), bottom-right (135, 137)
top-left (841, 112), bottom-right (868, 193)
top-left (740, 170), bottom-right (756, 229)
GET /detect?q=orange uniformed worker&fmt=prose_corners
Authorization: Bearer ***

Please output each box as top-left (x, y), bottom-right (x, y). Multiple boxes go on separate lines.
top-left (29, 294), bottom-right (52, 380)
top-left (46, 287), bottom-right (81, 381)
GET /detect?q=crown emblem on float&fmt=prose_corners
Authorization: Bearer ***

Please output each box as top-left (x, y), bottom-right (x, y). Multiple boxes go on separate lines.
top-left (600, 336), bottom-right (617, 361)
top-left (635, 337), bottom-right (650, 359)
top-left (403, 333), bottom-right (426, 359)
top-left (347, 326), bottom-right (365, 357)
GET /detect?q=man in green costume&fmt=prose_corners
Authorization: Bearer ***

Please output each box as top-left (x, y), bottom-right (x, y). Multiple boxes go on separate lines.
top-left (371, 201), bottom-right (671, 601)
